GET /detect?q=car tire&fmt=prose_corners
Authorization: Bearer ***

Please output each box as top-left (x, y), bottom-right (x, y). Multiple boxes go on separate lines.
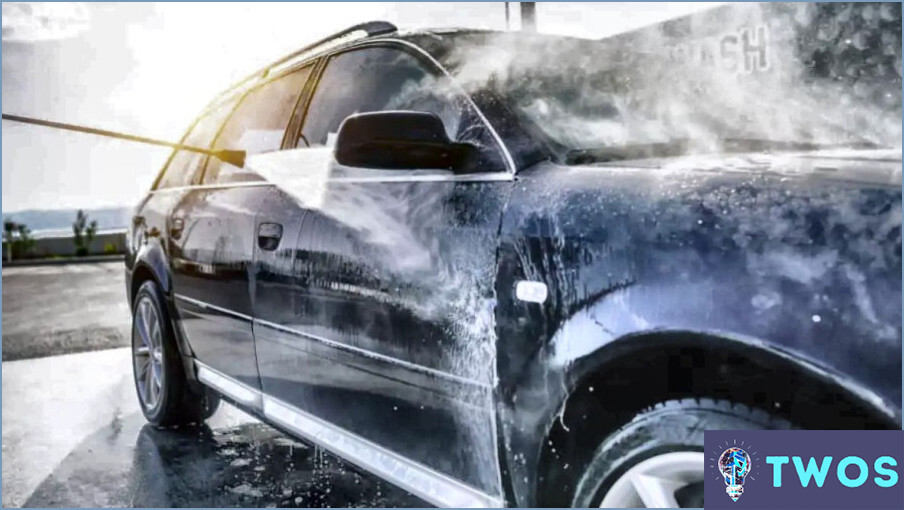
top-left (571, 398), bottom-right (793, 508)
top-left (131, 280), bottom-right (219, 426)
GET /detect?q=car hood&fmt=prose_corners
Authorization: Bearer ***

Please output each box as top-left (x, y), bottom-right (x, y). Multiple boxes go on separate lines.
top-left (588, 148), bottom-right (903, 188)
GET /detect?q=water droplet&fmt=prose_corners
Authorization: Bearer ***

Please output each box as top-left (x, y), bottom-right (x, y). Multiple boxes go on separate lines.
top-left (588, 386), bottom-right (594, 392)
top-left (812, 314), bottom-right (822, 323)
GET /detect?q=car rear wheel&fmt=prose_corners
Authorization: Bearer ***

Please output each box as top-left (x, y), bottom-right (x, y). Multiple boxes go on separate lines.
top-left (571, 398), bottom-right (793, 508)
top-left (132, 280), bottom-right (219, 426)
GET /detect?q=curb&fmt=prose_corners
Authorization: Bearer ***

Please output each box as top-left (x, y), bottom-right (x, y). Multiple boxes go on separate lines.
top-left (2, 254), bottom-right (125, 267)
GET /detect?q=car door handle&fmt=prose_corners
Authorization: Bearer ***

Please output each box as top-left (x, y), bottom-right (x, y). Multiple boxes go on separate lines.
top-left (258, 222), bottom-right (283, 251)
top-left (170, 218), bottom-right (185, 239)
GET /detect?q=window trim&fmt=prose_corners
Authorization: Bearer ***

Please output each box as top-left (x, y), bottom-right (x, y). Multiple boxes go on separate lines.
top-left (148, 170), bottom-right (513, 196)
top-left (194, 97), bottom-right (242, 185)
top-left (281, 58), bottom-right (325, 151)
top-left (198, 63), bottom-right (318, 185)
top-left (150, 117), bottom-right (202, 191)
top-left (295, 42), bottom-right (448, 149)
top-left (150, 37), bottom-right (517, 193)
top-left (383, 39), bottom-right (516, 175)
top-left (152, 96), bottom-right (244, 191)
top-left (292, 39), bottom-right (516, 175)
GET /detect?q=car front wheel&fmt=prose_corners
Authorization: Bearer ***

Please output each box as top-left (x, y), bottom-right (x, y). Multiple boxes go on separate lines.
top-left (571, 398), bottom-right (792, 508)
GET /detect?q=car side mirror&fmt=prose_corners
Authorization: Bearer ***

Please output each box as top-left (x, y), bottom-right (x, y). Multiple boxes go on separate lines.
top-left (334, 111), bottom-right (478, 172)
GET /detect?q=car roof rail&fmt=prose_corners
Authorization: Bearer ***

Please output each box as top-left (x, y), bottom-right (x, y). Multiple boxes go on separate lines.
top-left (207, 21), bottom-right (397, 111)
top-left (262, 21), bottom-right (398, 77)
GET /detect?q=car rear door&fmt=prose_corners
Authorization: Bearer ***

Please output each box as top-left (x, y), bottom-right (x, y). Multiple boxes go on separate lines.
top-left (251, 44), bottom-right (513, 505)
top-left (169, 66), bottom-right (313, 394)
top-left (129, 101), bottom-right (234, 316)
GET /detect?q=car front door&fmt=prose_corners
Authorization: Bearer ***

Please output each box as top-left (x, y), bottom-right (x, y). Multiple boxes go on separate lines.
top-left (169, 66), bottom-right (313, 392)
top-left (251, 44), bottom-right (513, 505)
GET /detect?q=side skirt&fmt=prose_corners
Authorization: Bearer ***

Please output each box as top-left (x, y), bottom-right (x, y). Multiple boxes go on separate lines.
top-left (194, 361), bottom-right (504, 508)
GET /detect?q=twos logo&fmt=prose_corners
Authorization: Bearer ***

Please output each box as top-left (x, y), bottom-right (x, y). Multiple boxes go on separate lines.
top-left (704, 431), bottom-right (903, 509)
top-left (718, 447), bottom-right (752, 501)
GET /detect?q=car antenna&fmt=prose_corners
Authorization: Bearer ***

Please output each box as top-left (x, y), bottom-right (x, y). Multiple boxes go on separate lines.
top-left (1, 113), bottom-right (246, 168)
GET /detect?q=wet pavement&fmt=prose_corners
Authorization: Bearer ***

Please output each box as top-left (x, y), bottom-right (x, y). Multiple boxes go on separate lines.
top-left (0, 261), bottom-right (425, 507)
top-left (1, 327), bottom-right (425, 508)
top-left (2, 262), bottom-right (131, 361)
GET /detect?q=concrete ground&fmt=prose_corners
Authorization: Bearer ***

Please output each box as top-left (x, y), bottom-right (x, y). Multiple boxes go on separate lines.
top-left (2, 349), bottom-right (422, 507)
top-left (1, 262), bottom-right (424, 507)
top-left (2, 262), bottom-right (131, 361)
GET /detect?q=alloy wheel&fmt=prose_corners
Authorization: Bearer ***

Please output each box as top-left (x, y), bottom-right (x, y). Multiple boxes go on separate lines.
top-left (599, 451), bottom-right (704, 508)
top-left (133, 296), bottom-right (165, 411)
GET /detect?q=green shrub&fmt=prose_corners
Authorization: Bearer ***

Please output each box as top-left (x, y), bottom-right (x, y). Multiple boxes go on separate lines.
top-left (3, 220), bottom-right (35, 260)
top-left (72, 210), bottom-right (97, 257)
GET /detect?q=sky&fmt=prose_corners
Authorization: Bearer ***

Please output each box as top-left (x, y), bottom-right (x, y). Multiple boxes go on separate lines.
top-left (1, 2), bottom-right (720, 213)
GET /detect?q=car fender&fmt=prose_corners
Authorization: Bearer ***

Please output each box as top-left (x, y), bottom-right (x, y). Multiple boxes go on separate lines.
top-left (495, 281), bottom-right (900, 507)
top-left (129, 237), bottom-right (200, 373)
top-left (131, 238), bottom-right (172, 301)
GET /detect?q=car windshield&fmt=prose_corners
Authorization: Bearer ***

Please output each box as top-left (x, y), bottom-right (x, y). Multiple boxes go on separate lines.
top-left (440, 25), bottom-right (902, 163)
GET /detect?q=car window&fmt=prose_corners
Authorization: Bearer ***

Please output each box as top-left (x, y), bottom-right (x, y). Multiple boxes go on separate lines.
top-left (155, 100), bottom-right (237, 189)
top-left (204, 66), bottom-right (313, 184)
top-left (299, 46), bottom-right (506, 172)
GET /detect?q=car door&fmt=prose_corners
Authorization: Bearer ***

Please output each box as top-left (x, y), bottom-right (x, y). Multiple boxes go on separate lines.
top-left (251, 44), bottom-right (513, 504)
top-left (169, 66), bottom-right (313, 391)
top-left (130, 101), bottom-right (234, 329)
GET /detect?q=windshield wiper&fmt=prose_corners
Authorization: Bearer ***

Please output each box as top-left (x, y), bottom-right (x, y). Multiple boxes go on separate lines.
top-left (564, 138), bottom-right (883, 165)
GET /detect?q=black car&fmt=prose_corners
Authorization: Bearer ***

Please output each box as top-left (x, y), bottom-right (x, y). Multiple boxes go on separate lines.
top-left (125, 18), bottom-right (902, 508)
